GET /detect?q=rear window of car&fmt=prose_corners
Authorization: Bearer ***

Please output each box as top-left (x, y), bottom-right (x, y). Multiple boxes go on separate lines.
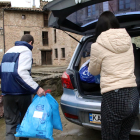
top-left (66, 0), bottom-right (140, 27)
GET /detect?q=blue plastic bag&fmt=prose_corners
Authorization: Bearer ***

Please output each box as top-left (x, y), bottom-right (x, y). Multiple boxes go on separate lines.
top-left (15, 96), bottom-right (54, 140)
top-left (46, 94), bottom-right (63, 131)
top-left (79, 60), bottom-right (95, 83)
top-left (33, 94), bottom-right (63, 131)
top-left (95, 75), bottom-right (100, 84)
top-left (79, 59), bottom-right (100, 84)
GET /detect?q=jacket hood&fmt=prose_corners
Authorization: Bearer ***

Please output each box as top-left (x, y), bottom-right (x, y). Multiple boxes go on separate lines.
top-left (15, 41), bottom-right (33, 51)
top-left (96, 29), bottom-right (131, 54)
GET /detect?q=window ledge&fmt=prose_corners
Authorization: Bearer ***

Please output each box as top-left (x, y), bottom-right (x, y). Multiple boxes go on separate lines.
top-left (54, 58), bottom-right (58, 60)
top-left (60, 58), bottom-right (65, 60)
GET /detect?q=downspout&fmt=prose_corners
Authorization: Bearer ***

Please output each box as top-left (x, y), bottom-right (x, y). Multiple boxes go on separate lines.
top-left (3, 8), bottom-right (5, 53)
top-left (33, 0), bottom-right (36, 8)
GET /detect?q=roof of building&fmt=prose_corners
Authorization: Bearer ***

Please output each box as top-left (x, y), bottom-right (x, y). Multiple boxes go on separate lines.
top-left (3, 7), bottom-right (44, 12)
top-left (0, 1), bottom-right (11, 5)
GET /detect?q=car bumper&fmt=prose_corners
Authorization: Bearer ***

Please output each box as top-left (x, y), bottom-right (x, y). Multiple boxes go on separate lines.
top-left (61, 88), bottom-right (140, 135)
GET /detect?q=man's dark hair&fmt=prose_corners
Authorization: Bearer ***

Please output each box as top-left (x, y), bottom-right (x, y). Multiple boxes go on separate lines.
top-left (21, 34), bottom-right (34, 45)
top-left (95, 11), bottom-right (120, 38)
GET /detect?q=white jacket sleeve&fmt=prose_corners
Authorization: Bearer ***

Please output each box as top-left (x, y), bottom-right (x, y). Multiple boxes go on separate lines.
top-left (15, 50), bottom-right (39, 93)
top-left (88, 43), bottom-right (102, 76)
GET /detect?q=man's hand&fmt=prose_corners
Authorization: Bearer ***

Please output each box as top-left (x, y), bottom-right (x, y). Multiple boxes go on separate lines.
top-left (37, 87), bottom-right (45, 97)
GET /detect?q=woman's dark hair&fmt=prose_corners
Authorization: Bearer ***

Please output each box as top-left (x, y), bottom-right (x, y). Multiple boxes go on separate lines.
top-left (21, 34), bottom-right (34, 45)
top-left (95, 11), bottom-right (120, 38)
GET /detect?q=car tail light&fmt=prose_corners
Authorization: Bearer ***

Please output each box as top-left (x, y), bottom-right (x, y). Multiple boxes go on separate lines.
top-left (61, 72), bottom-right (74, 89)
top-left (64, 113), bottom-right (78, 119)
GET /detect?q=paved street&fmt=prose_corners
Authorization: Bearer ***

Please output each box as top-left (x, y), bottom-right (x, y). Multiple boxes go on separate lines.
top-left (0, 96), bottom-right (140, 140)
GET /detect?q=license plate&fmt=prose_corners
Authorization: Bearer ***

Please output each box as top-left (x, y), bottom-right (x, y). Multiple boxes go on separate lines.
top-left (89, 113), bottom-right (101, 124)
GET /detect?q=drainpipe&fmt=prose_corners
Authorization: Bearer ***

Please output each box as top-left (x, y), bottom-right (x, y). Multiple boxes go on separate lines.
top-left (33, 0), bottom-right (36, 8)
top-left (3, 8), bottom-right (5, 54)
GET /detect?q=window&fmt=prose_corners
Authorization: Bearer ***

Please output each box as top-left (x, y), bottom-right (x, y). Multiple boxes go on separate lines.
top-left (87, 5), bottom-right (96, 17)
top-left (87, 6), bottom-right (91, 17)
top-left (22, 15), bottom-right (26, 19)
top-left (55, 49), bottom-right (58, 58)
top-left (44, 14), bottom-right (48, 27)
top-left (119, 0), bottom-right (130, 10)
top-left (42, 32), bottom-right (48, 46)
top-left (24, 31), bottom-right (30, 34)
top-left (61, 48), bottom-right (65, 58)
top-left (54, 29), bottom-right (56, 43)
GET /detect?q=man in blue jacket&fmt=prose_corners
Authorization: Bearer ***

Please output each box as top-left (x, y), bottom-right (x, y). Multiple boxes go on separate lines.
top-left (1, 34), bottom-right (45, 140)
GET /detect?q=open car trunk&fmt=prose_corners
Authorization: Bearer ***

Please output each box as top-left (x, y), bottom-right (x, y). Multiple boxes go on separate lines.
top-left (74, 36), bottom-right (102, 97)
top-left (73, 31), bottom-right (140, 98)
top-left (44, 0), bottom-right (140, 97)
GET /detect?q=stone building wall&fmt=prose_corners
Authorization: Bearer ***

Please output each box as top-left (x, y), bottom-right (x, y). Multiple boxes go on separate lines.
top-left (51, 29), bottom-right (82, 66)
top-left (136, 0), bottom-right (140, 11)
top-left (0, 8), bottom-right (4, 63)
top-left (109, 0), bottom-right (140, 14)
top-left (4, 10), bottom-right (51, 65)
top-left (1, 0), bottom-right (140, 67)
top-left (3, 9), bottom-right (82, 66)
top-left (109, 0), bottom-right (118, 13)
top-left (40, 0), bottom-right (48, 9)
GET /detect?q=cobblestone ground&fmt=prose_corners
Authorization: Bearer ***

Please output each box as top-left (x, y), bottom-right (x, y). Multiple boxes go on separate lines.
top-left (0, 96), bottom-right (140, 140)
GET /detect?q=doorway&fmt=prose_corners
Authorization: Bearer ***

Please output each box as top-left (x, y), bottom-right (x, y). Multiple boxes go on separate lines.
top-left (41, 50), bottom-right (52, 65)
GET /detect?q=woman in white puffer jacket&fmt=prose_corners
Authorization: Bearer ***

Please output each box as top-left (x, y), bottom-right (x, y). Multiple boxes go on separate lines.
top-left (88, 11), bottom-right (139, 140)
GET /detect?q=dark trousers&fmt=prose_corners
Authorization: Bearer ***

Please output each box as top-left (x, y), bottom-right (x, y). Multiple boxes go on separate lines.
top-left (3, 94), bottom-right (32, 140)
top-left (101, 87), bottom-right (139, 140)
top-left (0, 95), bottom-right (4, 117)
